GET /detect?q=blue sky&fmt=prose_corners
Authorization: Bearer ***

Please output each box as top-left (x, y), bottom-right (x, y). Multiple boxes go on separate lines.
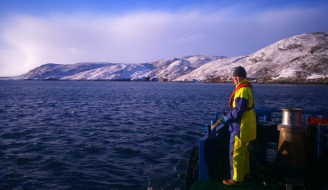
top-left (1, 0), bottom-right (328, 76)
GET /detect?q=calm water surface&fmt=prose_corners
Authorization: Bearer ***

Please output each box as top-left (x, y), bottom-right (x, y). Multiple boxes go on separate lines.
top-left (0, 81), bottom-right (328, 190)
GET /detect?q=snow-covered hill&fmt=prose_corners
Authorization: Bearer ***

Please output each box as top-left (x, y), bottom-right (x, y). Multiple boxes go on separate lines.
top-left (150, 55), bottom-right (225, 81)
top-left (12, 32), bottom-right (328, 83)
top-left (175, 32), bottom-right (328, 83)
top-left (15, 55), bottom-right (223, 81)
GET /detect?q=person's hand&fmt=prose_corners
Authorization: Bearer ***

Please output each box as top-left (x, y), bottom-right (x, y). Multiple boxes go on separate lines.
top-left (223, 116), bottom-right (227, 122)
top-left (221, 111), bottom-right (228, 124)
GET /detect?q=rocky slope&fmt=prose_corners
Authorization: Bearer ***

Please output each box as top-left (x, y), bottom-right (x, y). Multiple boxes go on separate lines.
top-left (11, 32), bottom-right (328, 83)
top-left (175, 32), bottom-right (328, 83)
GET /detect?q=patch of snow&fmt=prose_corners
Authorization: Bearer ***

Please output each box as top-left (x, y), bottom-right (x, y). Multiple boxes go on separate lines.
top-left (276, 68), bottom-right (295, 78)
top-left (307, 74), bottom-right (326, 79)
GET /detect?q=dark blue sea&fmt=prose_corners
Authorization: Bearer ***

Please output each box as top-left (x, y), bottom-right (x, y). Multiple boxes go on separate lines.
top-left (1, 81), bottom-right (328, 190)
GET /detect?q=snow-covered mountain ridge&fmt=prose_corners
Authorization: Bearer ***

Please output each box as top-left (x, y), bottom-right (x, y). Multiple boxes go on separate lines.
top-left (9, 32), bottom-right (328, 83)
top-left (175, 32), bottom-right (328, 83)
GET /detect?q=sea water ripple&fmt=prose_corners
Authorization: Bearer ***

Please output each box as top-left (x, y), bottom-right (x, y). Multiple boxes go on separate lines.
top-left (0, 81), bottom-right (328, 190)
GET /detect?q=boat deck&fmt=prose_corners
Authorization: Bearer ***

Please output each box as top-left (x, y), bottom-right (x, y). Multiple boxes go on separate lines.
top-left (191, 175), bottom-right (328, 190)
top-left (189, 121), bottom-right (328, 190)
top-left (191, 179), bottom-right (284, 190)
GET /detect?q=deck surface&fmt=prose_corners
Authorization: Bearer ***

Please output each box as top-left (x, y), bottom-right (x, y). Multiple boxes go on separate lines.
top-left (191, 178), bottom-right (286, 190)
top-left (190, 179), bottom-right (328, 190)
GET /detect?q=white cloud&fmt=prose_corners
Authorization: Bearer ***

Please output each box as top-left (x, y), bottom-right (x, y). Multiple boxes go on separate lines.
top-left (0, 5), bottom-right (328, 76)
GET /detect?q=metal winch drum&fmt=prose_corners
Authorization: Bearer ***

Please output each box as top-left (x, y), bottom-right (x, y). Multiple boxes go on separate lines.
top-left (277, 108), bottom-right (306, 167)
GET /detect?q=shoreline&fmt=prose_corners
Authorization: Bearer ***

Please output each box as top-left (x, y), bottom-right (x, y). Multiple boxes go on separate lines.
top-left (1, 78), bottom-right (328, 85)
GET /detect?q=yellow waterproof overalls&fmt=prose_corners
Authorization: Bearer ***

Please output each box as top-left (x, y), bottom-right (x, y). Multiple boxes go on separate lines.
top-left (225, 79), bottom-right (256, 182)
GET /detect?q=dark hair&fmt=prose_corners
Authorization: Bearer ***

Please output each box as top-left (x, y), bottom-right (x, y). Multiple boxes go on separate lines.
top-left (233, 66), bottom-right (246, 78)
